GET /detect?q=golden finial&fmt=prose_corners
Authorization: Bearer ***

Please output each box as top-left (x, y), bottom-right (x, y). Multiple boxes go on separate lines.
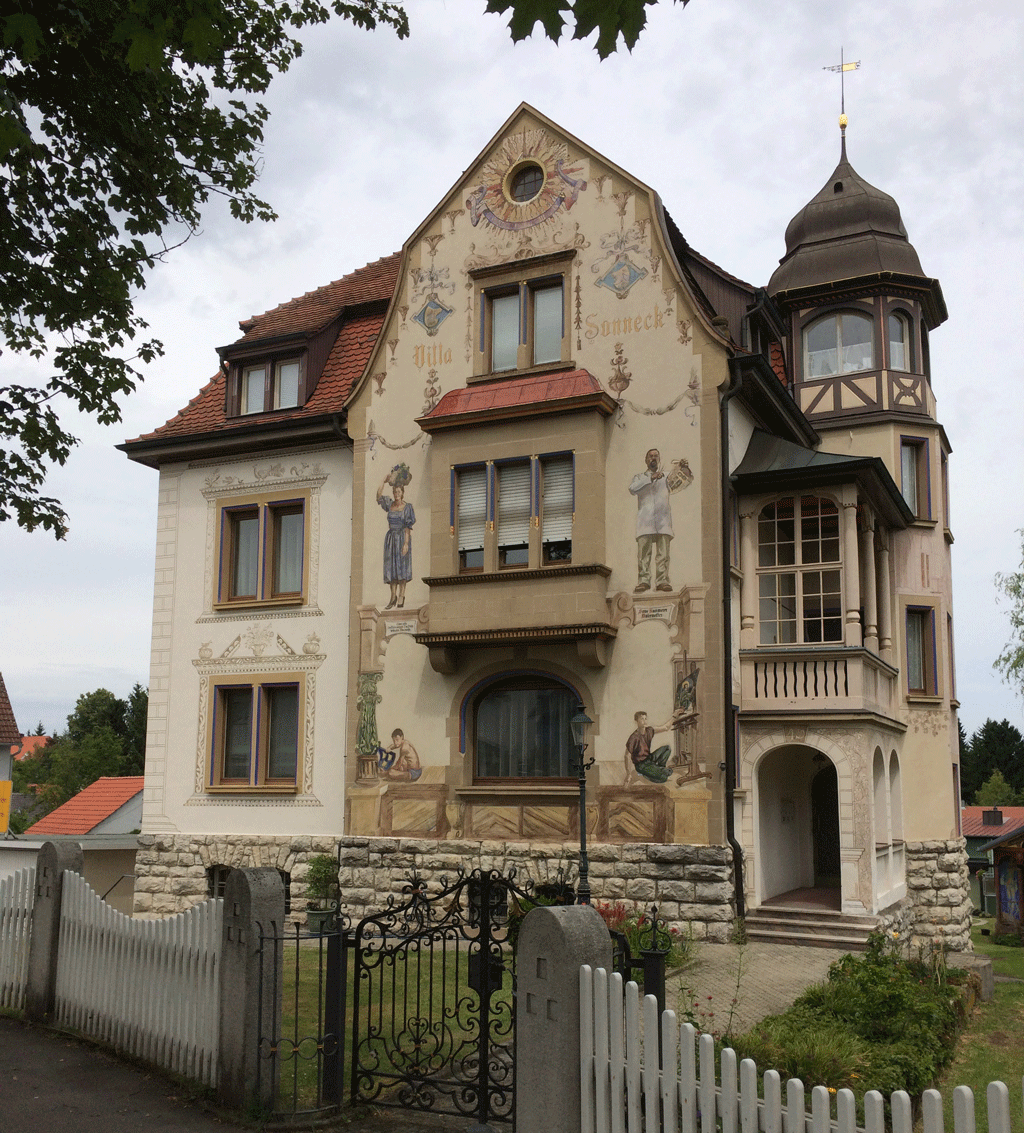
top-left (839, 113), bottom-right (848, 129)
top-left (824, 49), bottom-right (860, 135)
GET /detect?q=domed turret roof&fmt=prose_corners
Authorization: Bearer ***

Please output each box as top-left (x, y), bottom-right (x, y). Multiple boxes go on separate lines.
top-left (767, 134), bottom-right (926, 296)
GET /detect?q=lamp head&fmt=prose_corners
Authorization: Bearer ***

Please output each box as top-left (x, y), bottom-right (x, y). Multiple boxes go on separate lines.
top-left (570, 704), bottom-right (593, 749)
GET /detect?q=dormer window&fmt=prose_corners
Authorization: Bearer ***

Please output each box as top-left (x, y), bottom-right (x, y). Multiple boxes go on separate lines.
top-left (238, 358), bottom-right (302, 414)
top-left (804, 312), bottom-right (874, 378)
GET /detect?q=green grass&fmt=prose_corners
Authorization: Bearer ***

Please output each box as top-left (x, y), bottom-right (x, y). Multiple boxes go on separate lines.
top-left (935, 981), bottom-right (1024, 1129)
top-left (971, 918), bottom-right (1024, 980)
top-left (272, 936), bottom-right (513, 1115)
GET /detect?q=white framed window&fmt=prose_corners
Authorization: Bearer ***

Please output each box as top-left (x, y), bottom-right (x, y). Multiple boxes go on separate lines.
top-left (239, 358), bottom-right (303, 414)
top-left (887, 313), bottom-right (910, 372)
top-left (804, 312), bottom-right (874, 378)
top-left (757, 496), bottom-right (843, 644)
top-left (216, 492), bottom-right (308, 607)
top-left (209, 677), bottom-right (303, 790)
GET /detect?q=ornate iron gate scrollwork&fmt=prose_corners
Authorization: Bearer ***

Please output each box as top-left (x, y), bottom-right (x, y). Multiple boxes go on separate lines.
top-left (350, 868), bottom-right (531, 1125)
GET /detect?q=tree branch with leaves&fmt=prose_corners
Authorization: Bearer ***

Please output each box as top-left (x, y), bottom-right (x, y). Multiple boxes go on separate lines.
top-left (994, 529), bottom-right (1024, 697)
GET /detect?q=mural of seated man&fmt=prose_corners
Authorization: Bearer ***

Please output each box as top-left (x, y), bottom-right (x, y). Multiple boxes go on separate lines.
top-left (376, 729), bottom-right (422, 781)
top-left (624, 706), bottom-right (697, 785)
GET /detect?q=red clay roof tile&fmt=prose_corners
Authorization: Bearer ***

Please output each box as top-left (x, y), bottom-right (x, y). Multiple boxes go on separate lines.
top-left (423, 370), bottom-right (603, 421)
top-left (962, 805), bottom-right (1024, 840)
top-left (14, 735), bottom-right (49, 761)
top-left (24, 777), bottom-right (144, 836)
top-left (126, 254), bottom-right (400, 445)
top-left (0, 674), bottom-right (19, 747)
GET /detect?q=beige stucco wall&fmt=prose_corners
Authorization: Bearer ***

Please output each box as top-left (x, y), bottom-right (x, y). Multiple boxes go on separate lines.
top-left (141, 443), bottom-right (353, 837)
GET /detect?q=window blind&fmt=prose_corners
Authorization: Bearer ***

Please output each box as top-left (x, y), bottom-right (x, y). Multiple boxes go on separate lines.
top-left (457, 467), bottom-right (487, 552)
top-left (498, 462), bottom-right (531, 549)
top-left (542, 456), bottom-right (573, 543)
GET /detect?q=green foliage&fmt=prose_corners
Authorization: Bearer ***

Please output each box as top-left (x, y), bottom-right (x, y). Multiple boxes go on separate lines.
top-left (486, 0), bottom-right (689, 59)
top-left (1, 0), bottom-right (408, 535)
top-left (593, 900), bottom-right (690, 969)
top-left (11, 685), bottom-right (148, 820)
top-left (729, 931), bottom-right (973, 1098)
top-left (960, 718), bottom-right (1024, 802)
top-left (304, 853), bottom-right (338, 906)
top-left (974, 768), bottom-right (1024, 807)
top-left (994, 529), bottom-right (1024, 694)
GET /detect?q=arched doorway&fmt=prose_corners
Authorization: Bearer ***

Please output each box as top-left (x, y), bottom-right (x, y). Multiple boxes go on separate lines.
top-left (756, 745), bottom-right (841, 910)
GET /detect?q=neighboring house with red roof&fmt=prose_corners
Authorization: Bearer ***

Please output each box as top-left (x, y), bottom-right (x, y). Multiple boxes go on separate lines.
top-left (119, 104), bottom-right (967, 950)
top-left (24, 776), bottom-right (144, 837)
top-left (14, 734), bottom-right (50, 762)
top-left (962, 805), bottom-right (1024, 915)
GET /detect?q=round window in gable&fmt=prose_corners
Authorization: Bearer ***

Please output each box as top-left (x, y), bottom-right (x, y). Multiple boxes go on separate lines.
top-left (507, 162), bottom-right (545, 204)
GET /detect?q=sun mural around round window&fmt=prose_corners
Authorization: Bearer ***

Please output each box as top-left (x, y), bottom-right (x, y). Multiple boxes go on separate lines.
top-left (508, 162), bottom-right (545, 203)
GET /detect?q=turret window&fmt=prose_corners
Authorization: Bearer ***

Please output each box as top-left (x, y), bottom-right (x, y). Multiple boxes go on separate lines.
top-left (888, 313), bottom-right (910, 372)
top-left (804, 313), bottom-right (874, 378)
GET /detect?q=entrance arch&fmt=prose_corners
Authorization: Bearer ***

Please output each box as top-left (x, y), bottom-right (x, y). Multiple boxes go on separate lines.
top-left (755, 745), bottom-right (841, 908)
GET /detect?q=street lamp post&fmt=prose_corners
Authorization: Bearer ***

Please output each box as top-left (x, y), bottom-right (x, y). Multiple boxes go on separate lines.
top-left (571, 703), bottom-right (595, 905)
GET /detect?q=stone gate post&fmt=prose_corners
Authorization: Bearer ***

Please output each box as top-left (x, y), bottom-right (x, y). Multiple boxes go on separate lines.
top-left (516, 904), bottom-right (612, 1133)
top-left (26, 840), bottom-right (84, 1023)
top-left (217, 867), bottom-right (285, 1112)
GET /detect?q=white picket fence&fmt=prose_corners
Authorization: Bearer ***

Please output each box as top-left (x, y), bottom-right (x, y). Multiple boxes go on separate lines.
top-left (580, 964), bottom-right (1020, 1133)
top-left (55, 871), bottom-right (223, 1087)
top-left (0, 866), bottom-right (35, 1010)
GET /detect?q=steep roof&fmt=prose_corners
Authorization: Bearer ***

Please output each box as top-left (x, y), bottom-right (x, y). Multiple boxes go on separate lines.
top-left (124, 254), bottom-right (400, 448)
top-left (0, 674), bottom-right (20, 748)
top-left (24, 777), bottom-right (144, 836)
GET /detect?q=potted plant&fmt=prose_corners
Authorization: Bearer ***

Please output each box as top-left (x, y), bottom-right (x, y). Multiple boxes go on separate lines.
top-left (304, 853), bottom-right (339, 933)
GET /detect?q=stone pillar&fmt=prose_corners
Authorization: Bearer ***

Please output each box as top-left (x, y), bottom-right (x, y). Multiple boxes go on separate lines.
top-left (217, 868), bottom-right (285, 1111)
top-left (739, 507), bottom-right (757, 645)
top-left (26, 841), bottom-right (84, 1023)
top-left (516, 904), bottom-right (612, 1133)
top-left (841, 496), bottom-right (862, 647)
top-left (861, 516), bottom-right (878, 653)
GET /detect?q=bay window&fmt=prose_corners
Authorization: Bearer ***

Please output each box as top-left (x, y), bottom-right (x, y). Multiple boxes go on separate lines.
top-left (804, 312), bottom-right (874, 378)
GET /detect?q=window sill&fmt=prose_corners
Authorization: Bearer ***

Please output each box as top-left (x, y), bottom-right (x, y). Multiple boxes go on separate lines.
top-left (205, 784), bottom-right (299, 794)
top-left (424, 563), bottom-right (611, 587)
top-left (908, 517), bottom-right (938, 528)
top-left (906, 693), bottom-right (943, 705)
top-left (212, 596), bottom-right (305, 612)
top-left (944, 527), bottom-right (954, 545)
top-left (456, 784), bottom-right (580, 798)
top-left (467, 359), bottom-right (576, 385)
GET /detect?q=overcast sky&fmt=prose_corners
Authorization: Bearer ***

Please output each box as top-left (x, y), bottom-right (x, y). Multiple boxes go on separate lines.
top-left (2, 0), bottom-right (1021, 742)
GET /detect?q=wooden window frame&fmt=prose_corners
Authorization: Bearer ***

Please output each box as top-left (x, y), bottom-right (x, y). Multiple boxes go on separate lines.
top-left (801, 310), bottom-right (876, 380)
top-left (214, 490), bottom-right (310, 609)
top-left (207, 675), bottom-right (305, 792)
top-left (904, 605), bottom-right (938, 698)
top-left (899, 435), bottom-right (931, 520)
top-left (233, 356), bottom-right (305, 416)
top-left (452, 452), bottom-right (574, 574)
top-left (472, 252), bottom-right (573, 378)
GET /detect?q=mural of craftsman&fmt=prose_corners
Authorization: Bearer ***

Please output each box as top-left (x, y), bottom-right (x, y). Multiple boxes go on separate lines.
top-left (628, 448), bottom-right (693, 592)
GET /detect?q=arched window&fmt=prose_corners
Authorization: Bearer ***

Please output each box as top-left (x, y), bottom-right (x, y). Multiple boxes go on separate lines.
top-left (887, 313), bottom-right (910, 372)
top-left (474, 675), bottom-right (577, 779)
top-left (758, 496), bottom-right (842, 644)
top-left (804, 312), bottom-right (874, 378)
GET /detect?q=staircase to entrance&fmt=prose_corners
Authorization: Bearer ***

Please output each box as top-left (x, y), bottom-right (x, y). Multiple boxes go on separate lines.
top-left (745, 888), bottom-right (877, 949)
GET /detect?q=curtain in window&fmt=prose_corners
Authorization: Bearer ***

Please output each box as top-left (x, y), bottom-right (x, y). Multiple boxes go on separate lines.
top-left (232, 513), bottom-right (259, 598)
top-left (242, 365), bottom-right (265, 413)
top-left (274, 509), bottom-right (304, 594)
top-left (476, 685), bottom-right (574, 777)
top-left (222, 688), bottom-right (252, 779)
top-left (276, 361), bottom-right (300, 408)
top-left (491, 292), bottom-right (520, 371)
top-left (266, 685), bottom-right (299, 779)
top-left (532, 283), bottom-right (563, 363)
top-left (906, 610), bottom-right (925, 690)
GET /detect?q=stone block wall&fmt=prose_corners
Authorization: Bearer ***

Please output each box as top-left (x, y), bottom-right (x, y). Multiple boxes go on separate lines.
top-left (134, 832), bottom-right (736, 941)
top-left (901, 838), bottom-right (973, 952)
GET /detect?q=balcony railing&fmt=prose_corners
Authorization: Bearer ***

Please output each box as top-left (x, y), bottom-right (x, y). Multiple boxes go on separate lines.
top-left (740, 647), bottom-right (899, 719)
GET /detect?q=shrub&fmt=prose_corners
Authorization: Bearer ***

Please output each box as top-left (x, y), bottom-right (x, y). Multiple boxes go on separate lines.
top-left (304, 853), bottom-right (338, 909)
top-left (593, 901), bottom-right (690, 970)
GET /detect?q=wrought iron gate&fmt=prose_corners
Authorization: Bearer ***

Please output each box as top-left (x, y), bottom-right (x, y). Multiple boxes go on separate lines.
top-left (350, 868), bottom-right (530, 1126)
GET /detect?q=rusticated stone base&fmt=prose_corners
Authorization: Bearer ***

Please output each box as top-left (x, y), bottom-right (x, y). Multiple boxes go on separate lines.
top-left (133, 833), bottom-right (736, 941)
top-left (897, 838), bottom-right (973, 953)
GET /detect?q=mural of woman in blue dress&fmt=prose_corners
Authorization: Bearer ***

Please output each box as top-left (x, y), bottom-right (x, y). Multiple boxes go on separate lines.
top-left (376, 466), bottom-right (415, 609)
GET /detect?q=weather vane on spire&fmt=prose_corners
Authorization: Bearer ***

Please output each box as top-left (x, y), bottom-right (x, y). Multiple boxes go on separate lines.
top-left (824, 49), bottom-right (860, 132)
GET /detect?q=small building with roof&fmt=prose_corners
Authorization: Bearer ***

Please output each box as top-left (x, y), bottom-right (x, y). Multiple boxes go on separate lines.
top-left (120, 105), bottom-right (968, 949)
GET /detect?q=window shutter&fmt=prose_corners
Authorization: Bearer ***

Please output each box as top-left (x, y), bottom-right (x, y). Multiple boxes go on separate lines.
top-left (457, 467), bottom-right (487, 552)
top-left (498, 462), bottom-right (531, 548)
top-left (542, 456), bottom-right (573, 543)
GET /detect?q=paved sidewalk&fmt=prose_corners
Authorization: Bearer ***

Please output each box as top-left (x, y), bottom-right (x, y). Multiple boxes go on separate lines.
top-left (0, 942), bottom-right (847, 1132)
top-left (669, 939), bottom-right (848, 1036)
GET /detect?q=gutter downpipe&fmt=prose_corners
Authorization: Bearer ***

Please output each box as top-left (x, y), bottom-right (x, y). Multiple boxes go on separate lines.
top-left (721, 360), bottom-right (746, 919)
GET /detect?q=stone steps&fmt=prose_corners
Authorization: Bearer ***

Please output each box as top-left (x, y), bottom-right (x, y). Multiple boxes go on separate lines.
top-left (744, 906), bottom-right (878, 950)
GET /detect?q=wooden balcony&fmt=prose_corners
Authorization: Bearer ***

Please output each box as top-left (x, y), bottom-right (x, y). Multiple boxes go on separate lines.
top-left (739, 646), bottom-right (900, 720)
